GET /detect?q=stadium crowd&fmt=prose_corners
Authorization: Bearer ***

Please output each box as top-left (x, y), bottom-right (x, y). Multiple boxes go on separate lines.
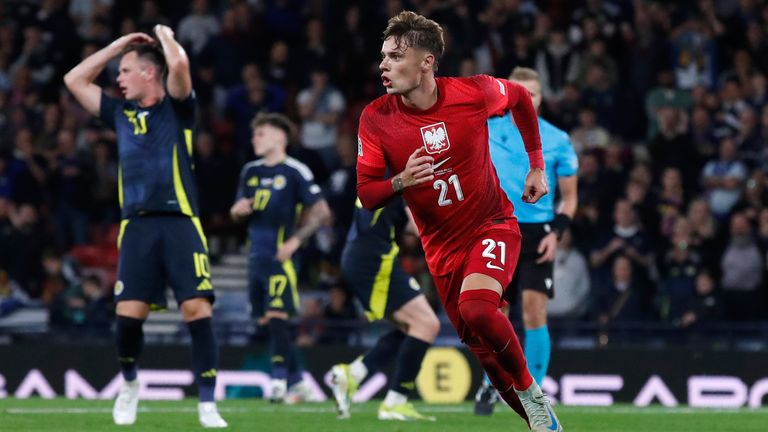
top-left (0, 0), bottom-right (767, 336)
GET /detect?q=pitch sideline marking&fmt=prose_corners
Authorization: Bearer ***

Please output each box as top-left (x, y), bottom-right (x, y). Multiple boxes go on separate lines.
top-left (3, 405), bottom-right (768, 415)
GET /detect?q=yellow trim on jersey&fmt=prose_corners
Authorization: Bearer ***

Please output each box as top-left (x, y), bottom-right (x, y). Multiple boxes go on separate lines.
top-left (172, 145), bottom-right (193, 216)
top-left (295, 203), bottom-right (303, 226)
top-left (277, 225), bottom-right (285, 248)
top-left (355, 197), bottom-right (362, 208)
top-left (366, 242), bottom-right (400, 321)
top-left (184, 129), bottom-right (193, 156)
top-left (282, 260), bottom-right (300, 311)
top-left (117, 219), bottom-right (129, 249)
top-left (118, 164), bottom-right (124, 209)
top-left (191, 216), bottom-right (209, 251)
top-left (371, 208), bottom-right (384, 226)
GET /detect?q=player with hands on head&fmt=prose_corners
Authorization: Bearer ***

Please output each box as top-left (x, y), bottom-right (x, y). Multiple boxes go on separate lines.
top-left (64, 24), bottom-right (227, 428)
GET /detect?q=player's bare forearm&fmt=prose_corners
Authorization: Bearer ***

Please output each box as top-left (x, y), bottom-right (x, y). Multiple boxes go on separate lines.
top-left (154, 25), bottom-right (192, 99)
top-left (64, 32), bottom-right (153, 115)
top-left (64, 44), bottom-right (119, 87)
top-left (293, 199), bottom-right (331, 244)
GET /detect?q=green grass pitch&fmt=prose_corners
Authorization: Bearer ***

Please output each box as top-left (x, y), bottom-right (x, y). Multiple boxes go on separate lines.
top-left (1, 399), bottom-right (766, 431)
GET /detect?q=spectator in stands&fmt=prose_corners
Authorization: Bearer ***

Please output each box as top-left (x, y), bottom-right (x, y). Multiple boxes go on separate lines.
top-left (496, 33), bottom-right (536, 79)
top-left (0, 154), bottom-right (11, 199)
top-left (569, 105), bottom-right (610, 153)
top-left (263, 40), bottom-right (296, 91)
top-left (535, 29), bottom-right (579, 103)
top-left (658, 219), bottom-right (701, 324)
top-left (200, 7), bottom-right (247, 88)
top-left (194, 131), bottom-right (238, 259)
top-left (646, 69), bottom-right (694, 140)
top-left (297, 66), bottom-right (345, 170)
top-left (50, 129), bottom-right (91, 248)
top-left (656, 167), bottom-right (687, 240)
top-left (320, 284), bottom-right (358, 344)
top-left (686, 197), bottom-right (724, 275)
top-left (671, 13), bottom-right (716, 89)
top-left (758, 208), bottom-right (768, 252)
top-left (734, 170), bottom-right (768, 223)
top-left (679, 271), bottom-right (722, 329)
top-left (0, 269), bottom-right (29, 317)
top-left (9, 25), bottom-right (54, 90)
top-left (549, 229), bottom-right (590, 320)
top-left (324, 134), bottom-right (358, 260)
top-left (89, 140), bottom-right (119, 229)
top-left (225, 63), bottom-right (286, 159)
top-left (735, 107), bottom-right (762, 164)
top-left (690, 106), bottom-right (717, 166)
top-left (591, 199), bottom-right (654, 289)
top-left (38, 248), bottom-right (80, 306)
top-left (580, 61), bottom-right (619, 132)
top-left (299, 18), bottom-right (332, 80)
top-left (9, 128), bottom-right (47, 205)
top-left (177, 0), bottom-right (220, 58)
top-left (715, 77), bottom-right (749, 137)
top-left (35, 103), bottom-right (62, 156)
top-left (295, 297), bottom-right (325, 347)
top-left (5, 204), bottom-right (51, 298)
top-left (720, 212), bottom-right (765, 320)
top-left (702, 137), bottom-right (748, 219)
top-left (596, 255), bottom-right (649, 323)
top-left (50, 273), bottom-right (112, 330)
top-left (648, 105), bottom-right (698, 188)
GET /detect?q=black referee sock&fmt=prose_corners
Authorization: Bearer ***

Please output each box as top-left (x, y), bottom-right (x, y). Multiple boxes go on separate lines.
top-left (362, 330), bottom-right (406, 374)
top-left (390, 336), bottom-right (430, 396)
top-left (115, 315), bottom-right (145, 382)
top-left (187, 317), bottom-right (218, 402)
top-left (268, 318), bottom-right (291, 380)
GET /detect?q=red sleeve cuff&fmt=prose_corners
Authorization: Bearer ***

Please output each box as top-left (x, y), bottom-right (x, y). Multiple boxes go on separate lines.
top-left (528, 149), bottom-right (544, 170)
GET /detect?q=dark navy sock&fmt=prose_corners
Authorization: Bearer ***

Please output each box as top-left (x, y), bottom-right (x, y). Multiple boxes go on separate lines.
top-left (287, 346), bottom-right (303, 387)
top-left (391, 336), bottom-right (430, 395)
top-left (268, 318), bottom-right (291, 380)
top-left (362, 329), bottom-right (406, 374)
top-left (115, 315), bottom-right (144, 382)
top-left (187, 317), bottom-right (218, 402)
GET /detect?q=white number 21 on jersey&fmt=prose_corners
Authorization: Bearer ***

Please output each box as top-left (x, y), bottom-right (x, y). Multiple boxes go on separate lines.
top-left (433, 174), bottom-right (464, 206)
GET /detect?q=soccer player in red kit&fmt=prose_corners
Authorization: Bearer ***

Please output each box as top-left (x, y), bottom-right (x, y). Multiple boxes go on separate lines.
top-left (356, 11), bottom-right (562, 432)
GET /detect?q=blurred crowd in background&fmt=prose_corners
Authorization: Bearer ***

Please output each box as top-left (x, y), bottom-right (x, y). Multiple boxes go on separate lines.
top-left (0, 0), bottom-right (767, 341)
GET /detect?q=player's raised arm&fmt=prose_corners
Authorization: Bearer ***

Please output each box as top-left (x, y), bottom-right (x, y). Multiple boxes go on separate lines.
top-left (153, 24), bottom-right (192, 100)
top-left (64, 32), bottom-right (153, 115)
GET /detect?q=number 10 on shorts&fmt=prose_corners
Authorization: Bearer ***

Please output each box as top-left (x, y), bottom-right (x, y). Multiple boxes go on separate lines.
top-left (193, 252), bottom-right (211, 278)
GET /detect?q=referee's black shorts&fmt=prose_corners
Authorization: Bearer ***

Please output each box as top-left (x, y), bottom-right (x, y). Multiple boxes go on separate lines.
top-left (502, 222), bottom-right (555, 304)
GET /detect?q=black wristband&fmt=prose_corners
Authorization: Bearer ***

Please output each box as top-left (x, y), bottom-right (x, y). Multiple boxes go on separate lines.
top-left (551, 213), bottom-right (572, 239)
top-left (392, 176), bottom-right (404, 194)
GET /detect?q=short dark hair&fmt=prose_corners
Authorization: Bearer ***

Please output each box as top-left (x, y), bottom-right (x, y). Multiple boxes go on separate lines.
top-left (122, 43), bottom-right (167, 82)
top-left (250, 112), bottom-right (296, 141)
top-left (383, 11), bottom-right (445, 71)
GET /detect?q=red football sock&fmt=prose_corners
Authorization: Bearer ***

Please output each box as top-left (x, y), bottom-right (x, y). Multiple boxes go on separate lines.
top-left (468, 341), bottom-right (528, 423)
top-left (458, 289), bottom-right (533, 391)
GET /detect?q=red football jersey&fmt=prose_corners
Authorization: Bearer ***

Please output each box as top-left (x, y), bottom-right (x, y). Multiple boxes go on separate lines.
top-left (357, 75), bottom-right (538, 276)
